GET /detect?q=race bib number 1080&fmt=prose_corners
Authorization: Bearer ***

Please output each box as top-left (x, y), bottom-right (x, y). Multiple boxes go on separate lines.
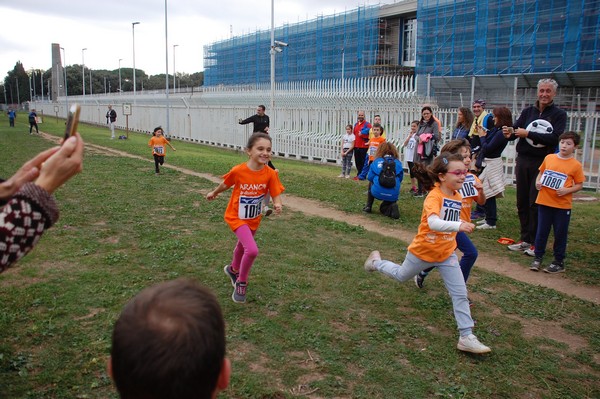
top-left (540, 170), bottom-right (567, 190)
top-left (239, 195), bottom-right (265, 219)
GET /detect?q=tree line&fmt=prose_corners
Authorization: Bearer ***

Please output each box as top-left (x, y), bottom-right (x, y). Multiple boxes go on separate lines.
top-left (1, 61), bottom-right (204, 106)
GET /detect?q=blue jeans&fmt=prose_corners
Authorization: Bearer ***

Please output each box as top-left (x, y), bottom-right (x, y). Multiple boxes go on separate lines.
top-left (534, 205), bottom-right (571, 262)
top-left (374, 251), bottom-right (474, 336)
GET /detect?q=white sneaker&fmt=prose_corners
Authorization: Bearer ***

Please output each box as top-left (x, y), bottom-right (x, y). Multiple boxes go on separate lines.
top-left (524, 246), bottom-right (536, 257)
top-left (507, 241), bottom-right (530, 252)
top-left (457, 334), bottom-right (491, 354)
top-left (338, 174), bottom-right (344, 178)
top-left (476, 219), bottom-right (487, 225)
top-left (345, 175), bottom-right (350, 179)
top-left (364, 251), bottom-right (381, 272)
top-left (476, 223), bottom-right (496, 230)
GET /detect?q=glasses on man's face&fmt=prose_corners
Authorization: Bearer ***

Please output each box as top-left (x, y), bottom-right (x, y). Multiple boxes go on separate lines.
top-left (447, 169), bottom-right (469, 176)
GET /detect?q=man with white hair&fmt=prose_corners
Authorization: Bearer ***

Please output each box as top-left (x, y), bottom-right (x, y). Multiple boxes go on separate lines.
top-left (503, 78), bottom-right (567, 256)
top-left (106, 105), bottom-right (117, 139)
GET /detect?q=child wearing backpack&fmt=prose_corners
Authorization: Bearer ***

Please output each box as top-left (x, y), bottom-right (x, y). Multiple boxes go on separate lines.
top-left (363, 142), bottom-right (403, 219)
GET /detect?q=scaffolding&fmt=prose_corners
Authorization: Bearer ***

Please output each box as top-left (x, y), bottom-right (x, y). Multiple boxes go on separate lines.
top-left (203, 6), bottom-right (380, 86)
top-left (417, 0), bottom-right (600, 76)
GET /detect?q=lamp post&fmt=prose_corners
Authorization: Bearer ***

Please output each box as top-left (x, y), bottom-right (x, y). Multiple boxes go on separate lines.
top-left (132, 21), bottom-right (140, 102)
top-left (119, 58), bottom-right (123, 95)
top-left (164, 0), bottom-right (170, 137)
top-left (60, 46), bottom-right (68, 114)
top-left (173, 44), bottom-right (178, 93)
top-left (82, 48), bottom-right (87, 98)
top-left (270, 0), bottom-right (275, 110)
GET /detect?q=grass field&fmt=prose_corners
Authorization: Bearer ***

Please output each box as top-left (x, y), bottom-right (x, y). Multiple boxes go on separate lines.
top-left (0, 115), bottom-right (599, 398)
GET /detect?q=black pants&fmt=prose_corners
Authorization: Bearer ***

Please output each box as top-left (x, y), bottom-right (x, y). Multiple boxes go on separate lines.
top-left (354, 147), bottom-right (367, 176)
top-left (29, 121), bottom-right (39, 133)
top-left (366, 183), bottom-right (399, 219)
top-left (515, 155), bottom-right (544, 244)
top-left (154, 154), bottom-right (165, 173)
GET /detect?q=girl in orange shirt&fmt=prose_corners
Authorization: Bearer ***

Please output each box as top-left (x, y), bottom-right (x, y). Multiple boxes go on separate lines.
top-left (363, 152), bottom-right (491, 354)
top-left (148, 127), bottom-right (176, 174)
top-left (206, 133), bottom-right (284, 303)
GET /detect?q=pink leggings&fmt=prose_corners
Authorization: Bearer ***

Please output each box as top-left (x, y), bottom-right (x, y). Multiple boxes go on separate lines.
top-left (231, 224), bottom-right (258, 283)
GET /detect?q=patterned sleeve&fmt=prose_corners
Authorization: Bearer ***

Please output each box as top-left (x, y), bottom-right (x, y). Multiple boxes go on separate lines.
top-left (0, 183), bottom-right (59, 273)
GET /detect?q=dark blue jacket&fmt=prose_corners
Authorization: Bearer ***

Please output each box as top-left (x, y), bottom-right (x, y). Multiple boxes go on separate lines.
top-left (477, 126), bottom-right (508, 169)
top-left (510, 101), bottom-right (567, 158)
top-left (367, 156), bottom-right (403, 202)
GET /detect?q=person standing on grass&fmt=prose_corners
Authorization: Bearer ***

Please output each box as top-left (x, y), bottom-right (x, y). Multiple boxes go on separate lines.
top-left (106, 105), bottom-right (117, 139)
top-left (206, 133), bottom-right (284, 304)
top-left (109, 278), bottom-right (231, 399)
top-left (364, 152), bottom-right (491, 354)
top-left (529, 131), bottom-right (584, 274)
top-left (402, 120), bottom-right (420, 194)
top-left (339, 124), bottom-right (355, 178)
top-left (148, 127), bottom-right (176, 175)
top-left (7, 108), bottom-right (16, 127)
top-left (503, 78), bottom-right (567, 256)
top-left (352, 110), bottom-right (371, 180)
top-left (414, 139), bottom-right (486, 292)
top-left (414, 106), bottom-right (440, 197)
top-left (28, 109), bottom-right (39, 134)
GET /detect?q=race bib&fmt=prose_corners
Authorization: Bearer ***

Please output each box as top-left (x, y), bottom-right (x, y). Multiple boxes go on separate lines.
top-left (238, 194), bottom-right (265, 219)
top-left (441, 198), bottom-right (462, 222)
top-left (458, 174), bottom-right (478, 198)
top-left (540, 169), bottom-right (567, 190)
top-left (153, 146), bottom-right (165, 155)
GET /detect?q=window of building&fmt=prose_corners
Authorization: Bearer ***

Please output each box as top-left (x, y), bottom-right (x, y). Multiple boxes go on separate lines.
top-left (403, 18), bottom-right (416, 67)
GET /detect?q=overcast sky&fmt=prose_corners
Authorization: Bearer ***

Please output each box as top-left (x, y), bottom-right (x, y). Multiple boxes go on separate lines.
top-left (1, 0), bottom-right (389, 77)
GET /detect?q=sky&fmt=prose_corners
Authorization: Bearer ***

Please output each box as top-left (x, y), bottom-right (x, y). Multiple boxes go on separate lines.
top-left (0, 0), bottom-right (390, 78)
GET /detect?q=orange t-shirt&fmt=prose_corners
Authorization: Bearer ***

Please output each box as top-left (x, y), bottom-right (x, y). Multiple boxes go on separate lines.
top-left (536, 154), bottom-right (584, 209)
top-left (458, 173), bottom-right (481, 222)
top-left (149, 136), bottom-right (170, 156)
top-left (367, 136), bottom-right (386, 161)
top-left (408, 186), bottom-right (461, 263)
top-left (223, 163), bottom-right (285, 231)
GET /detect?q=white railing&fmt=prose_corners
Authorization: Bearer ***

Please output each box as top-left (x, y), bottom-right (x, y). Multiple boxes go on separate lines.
top-left (32, 77), bottom-right (599, 190)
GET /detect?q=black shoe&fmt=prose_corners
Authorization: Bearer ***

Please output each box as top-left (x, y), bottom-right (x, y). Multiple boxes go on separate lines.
top-left (414, 273), bottom-right (425, 288)
top-left (362, 206), bottom-right (372, 213)
top-left (543, 260), bottom-right (565, 274)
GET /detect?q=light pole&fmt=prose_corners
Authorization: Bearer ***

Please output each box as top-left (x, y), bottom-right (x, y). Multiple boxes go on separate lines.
top-left (82, 48), bottom-right (87, 98)
top-left (60, 46), bottom-right (68, 113)
top-left (270, 0), bottom-right (275, 110)
top-left (119, 58), bottom-right (123, 95)
top-left (164, 0), bottom-right (170, 137)
top-left (173, 44), bottom-right (178, 93)
top-left (132, 21), bottom-right (140, 102)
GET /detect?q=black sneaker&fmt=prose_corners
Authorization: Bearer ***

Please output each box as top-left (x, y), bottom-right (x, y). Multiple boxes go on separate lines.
top-left (232, 281), bottom-right (247, 303)
top-left (224, 265), bottom-right (238, 287)
top-left (414, 273), bottom-right (425, 289)
top-left (530, 258), bottom-right (542, 271)
top-left (544, 261), bottom-right (565, 274)
top-left (362, 206), bottom-right (372, 213)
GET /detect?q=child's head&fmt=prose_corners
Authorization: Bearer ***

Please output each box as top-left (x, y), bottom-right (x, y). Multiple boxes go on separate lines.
top-left (346, 124), bottom-right (353, 133)
top-left (374, 142), bottom-right (399, 159)
top-left (372, 123), bottom-right (382, 137)
top-left (440, 139), bottom-right (471, 167)
top-left (246, 132), bottom-right (272, 150)
top-left (373, 115), bottom-right (381, 124)
top-left (110, 278), bottom-right (230, 399)
top-left (558, 131), bottom-right (580, 156)
top-left (245, 132), bottom-right (273, 165)
top-left (410, 120), bottom-right (419, 132)
top-left (413, 152), bottom-right (465, 191)
top-left (153, 126), bottom-right (163, 137)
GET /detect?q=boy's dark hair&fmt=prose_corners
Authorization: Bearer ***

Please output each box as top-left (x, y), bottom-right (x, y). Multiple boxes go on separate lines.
top-left (413, 152), bottom-right (464, 191)
top-left (559, 131), bottom-right (580, 146)
top-left (111, 279), bottom-right (226, 399)
top-left (258, 104), bottom-right (266, 111)
top-left (153, 126), bottom-right (163, 134)
top-left (246, 132), bottom-right (272, 149)
top-left (372, 122), bottom-right (382, 130)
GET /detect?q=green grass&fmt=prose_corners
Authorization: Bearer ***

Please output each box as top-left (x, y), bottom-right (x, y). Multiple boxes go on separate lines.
top-left (0, 116), bottom-right (599, 398)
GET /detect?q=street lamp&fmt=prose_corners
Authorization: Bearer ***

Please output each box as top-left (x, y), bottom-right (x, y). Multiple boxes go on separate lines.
top-left (60, 46), bottom-right (68, 113)
top-left (82, 48), bottom-right (87, 98)
top-left (173, 44), bottom-right (178, 93)
top-left (132, 21), bottom-right (140, 102)
top-left (269, 0), bottom-right (288, 110)
top-left (119, 58), bottom-right (123, 95)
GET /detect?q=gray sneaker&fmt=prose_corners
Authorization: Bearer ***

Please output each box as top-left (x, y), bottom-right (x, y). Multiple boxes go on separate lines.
top-left (224, 264), bottom-right (238, 287)
top-left (507, 241), bottom-right (530, 252)
top-left (232, 281), bottom-right (247, 303)
top-left (544, 260), bottom-right (565, 274)
top-left (530, 258), bottom-right (542, 271)
top-left (364, 251), bottom-right (381, 272)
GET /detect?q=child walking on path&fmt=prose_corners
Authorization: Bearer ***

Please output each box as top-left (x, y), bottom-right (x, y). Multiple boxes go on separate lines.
top-left (148, 127), bottom-right (176, 174)
top-left (206, 133), bottom-right (284, 303)
top-left (415, 139), bottom-right (486, 289)
top-left (363, 152), bottom-right (491, 354)
top-left (530, 131), bottom-right (584, 273)
top-left (339, 124), bottom-right (355, 178)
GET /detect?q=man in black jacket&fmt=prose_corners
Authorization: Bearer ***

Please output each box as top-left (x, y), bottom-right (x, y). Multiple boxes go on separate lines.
top-left (503, 78), bottom-right (567, 256)
top-left (106, 105), bottom-right (117, 139)
top-left (238, 105), bottom-right (269, 133)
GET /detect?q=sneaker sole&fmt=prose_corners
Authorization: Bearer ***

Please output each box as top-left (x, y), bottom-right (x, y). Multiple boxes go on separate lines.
top-left (457, 343), bottom-right (491, 354)
top-left (231, 294), bottom-right (246, 303)
top-left (543, 268), bottom-right (565, 274)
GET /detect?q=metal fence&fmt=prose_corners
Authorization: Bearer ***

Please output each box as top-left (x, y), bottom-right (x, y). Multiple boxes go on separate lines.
top-left (32, 76), bottom-right (599, 190)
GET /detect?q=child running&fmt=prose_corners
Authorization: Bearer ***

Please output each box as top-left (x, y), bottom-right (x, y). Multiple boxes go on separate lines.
top-left (148, 127), bottom-right (176, 174)
top-left (415, 139), bottom-right (486, 289)
top-left (339, 124), bottom-right (355, 178)
top-left (364, 152), bottom-right (491, 354)
top-left (530, 131), bottom-right (584, 273)
top-left (206, 133), bottom-right (284, 303)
